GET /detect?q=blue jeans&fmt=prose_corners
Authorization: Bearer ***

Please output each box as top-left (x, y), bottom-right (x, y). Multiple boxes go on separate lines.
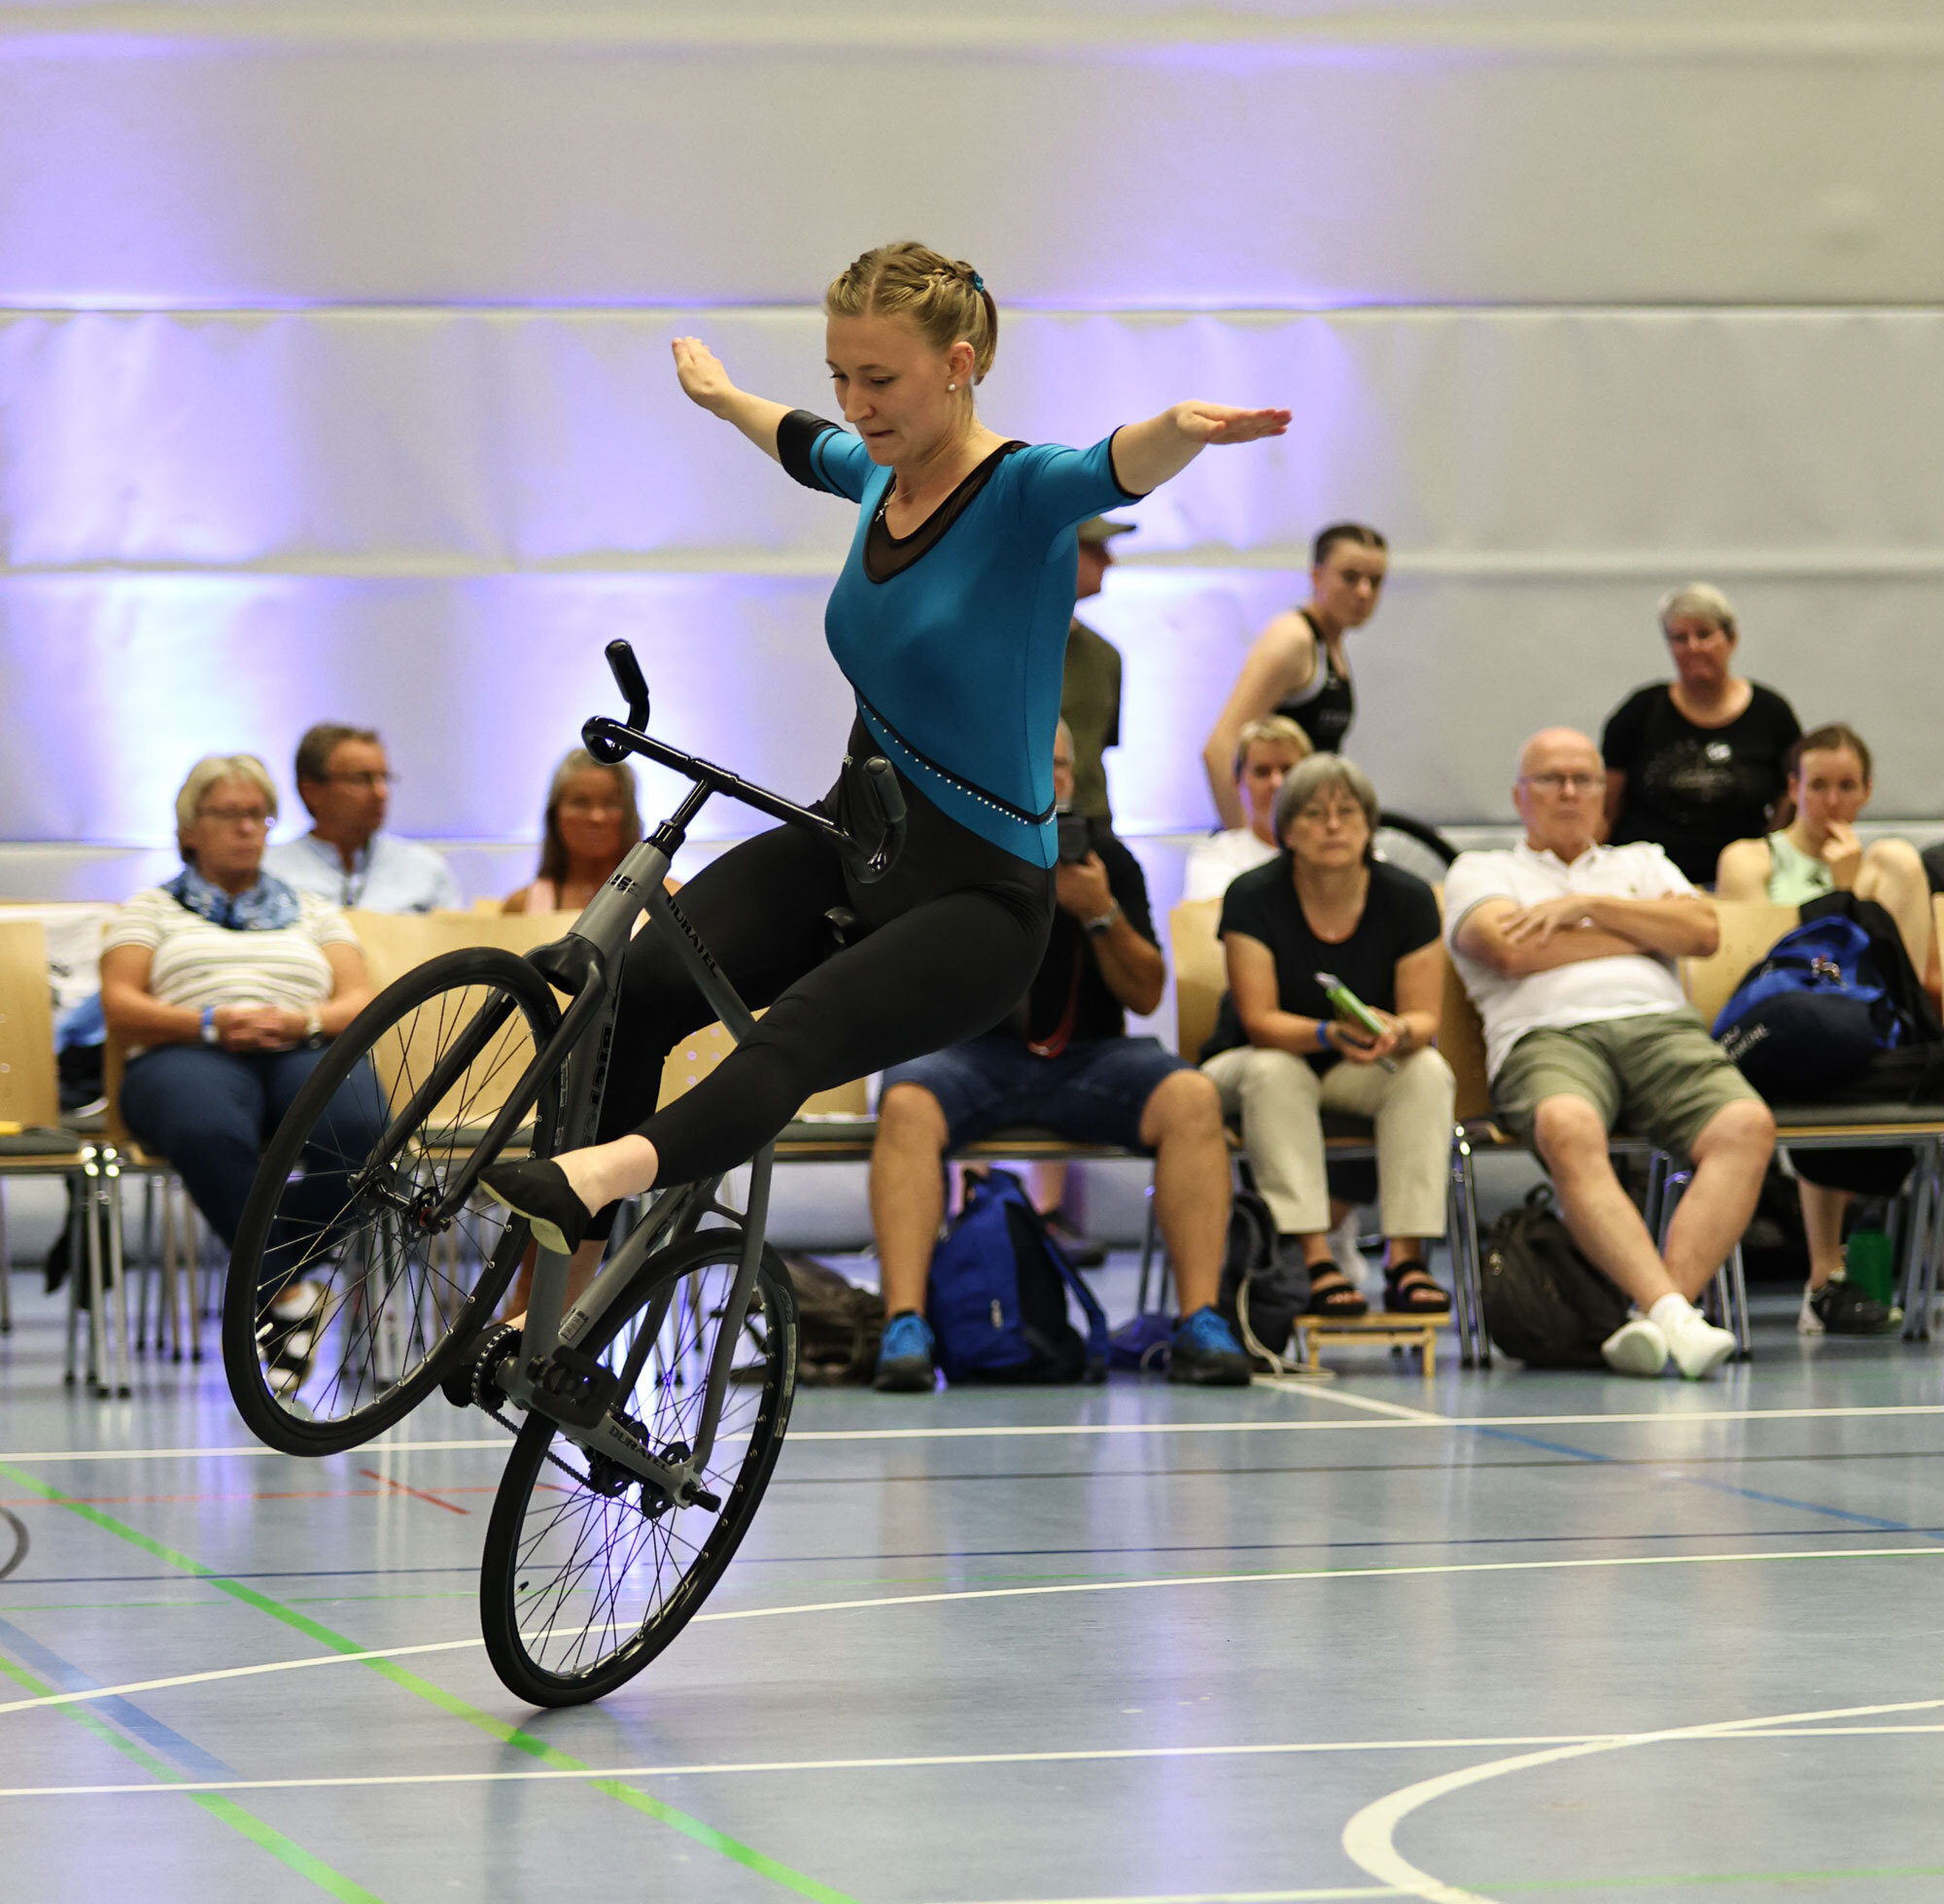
top-left (121, 1045), bottom-right (389, 1295)
top-left (881, 1034), bottom-right (1187, 1152)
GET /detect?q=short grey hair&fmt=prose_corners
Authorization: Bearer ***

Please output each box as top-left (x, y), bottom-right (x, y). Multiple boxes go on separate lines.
top-left (1272, 752), bottom-right (1379, 847)
top-left (173, 754), bottom-right (279, 861)
top-left (1656, 581), bottom-right (1737, 637)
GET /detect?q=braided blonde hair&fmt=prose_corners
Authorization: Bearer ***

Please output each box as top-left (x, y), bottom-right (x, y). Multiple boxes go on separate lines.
top-left (824, 241), bottom-right (998, 383)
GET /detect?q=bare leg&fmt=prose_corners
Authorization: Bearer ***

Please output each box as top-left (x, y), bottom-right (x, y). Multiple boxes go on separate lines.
top-left (1857, 840), bottom-right (1933, 985)
top-left (1662, 1100), bottom-right (1775, 1300)
top-left (870, 1084), bottom-right (950, 1316)
top-left (1138, 1070), bottom-right (1230, 1314)
top-left (1028, 1161), bottom-right (1068, 1219)
top-left (503, 1233), bottom-right (606, 1327)
top-left (1532, 1095), bottom-right (1680, 1309)
top-left (1798, 1178), bottom-right (1850, 1290)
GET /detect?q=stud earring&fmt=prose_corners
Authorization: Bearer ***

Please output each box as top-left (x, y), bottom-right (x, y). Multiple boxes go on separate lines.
top-left (947, 382), bottom-right (956, 391)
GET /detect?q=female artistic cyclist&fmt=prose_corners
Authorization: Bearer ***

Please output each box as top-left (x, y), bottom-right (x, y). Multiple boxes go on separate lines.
top-left (481, 241), bottom-right (1290, 1322)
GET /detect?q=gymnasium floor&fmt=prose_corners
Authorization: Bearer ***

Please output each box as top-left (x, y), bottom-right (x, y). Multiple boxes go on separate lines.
top-left (4, 1260), bottom-right (1943, 1904)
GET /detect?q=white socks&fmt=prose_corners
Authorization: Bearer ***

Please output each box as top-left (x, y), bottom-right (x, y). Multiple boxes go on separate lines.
top-left (1649, 1293), bottom-right (1738, 1381)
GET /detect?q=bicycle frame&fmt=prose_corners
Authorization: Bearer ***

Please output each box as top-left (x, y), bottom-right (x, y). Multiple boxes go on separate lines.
top-left (447, 640), bottom-right (903, 1506)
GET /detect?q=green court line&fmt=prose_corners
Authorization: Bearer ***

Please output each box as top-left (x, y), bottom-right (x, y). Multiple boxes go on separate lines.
top-left (0, 1460), bottom-right (859, 1904)
top-left (0, 1644), bottom-right (385, 1902)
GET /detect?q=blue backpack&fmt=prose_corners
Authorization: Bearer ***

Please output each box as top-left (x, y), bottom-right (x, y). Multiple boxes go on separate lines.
top-left (925, 1168), bottom-right (1108, 1384)
top-left (1713, 913), bottom-right (1905, 1097)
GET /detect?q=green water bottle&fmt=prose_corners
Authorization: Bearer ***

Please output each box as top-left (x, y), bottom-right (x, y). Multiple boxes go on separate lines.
top-left (1844, 1229), bottom-right (1895, 1308)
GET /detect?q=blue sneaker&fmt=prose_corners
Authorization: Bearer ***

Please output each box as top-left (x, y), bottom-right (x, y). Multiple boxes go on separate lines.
top-left (874, 1311), bottom-right (937, 1393)
top-left (1167, 1306), bottom-right (1252, 1387)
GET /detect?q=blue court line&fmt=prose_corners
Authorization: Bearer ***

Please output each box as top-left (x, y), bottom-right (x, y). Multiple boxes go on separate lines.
top-left (0, 1611), bottom-right (240, 1782)
top-left (1471, 1426), bottom-right (1928, 1536)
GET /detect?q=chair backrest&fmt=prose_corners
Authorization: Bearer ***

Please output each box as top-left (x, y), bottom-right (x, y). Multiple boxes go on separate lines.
top-left (1681, 900), bottom-right (1799, 1027)
top-left (343, 908), bottom-right (564, 992)
top-left (0, 918), bottom-right (61, 1127)
top-left (1166, 898), bottom-right (1226, 1062)
top-left (1437, 944), bottom-right (1495, 1126)
top-left (653, 1019), bottom-right (869, 1118)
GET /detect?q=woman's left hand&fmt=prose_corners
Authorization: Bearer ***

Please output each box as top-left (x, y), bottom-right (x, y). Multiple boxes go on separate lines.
top-left (1171, 402), bottom-right (1293, 446)
top-left (1821, 820), bottom-right (1864, 888)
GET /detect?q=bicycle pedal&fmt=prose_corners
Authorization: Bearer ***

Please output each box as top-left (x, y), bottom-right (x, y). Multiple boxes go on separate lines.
top-left (534, 1341), bottom-right (620, 1430)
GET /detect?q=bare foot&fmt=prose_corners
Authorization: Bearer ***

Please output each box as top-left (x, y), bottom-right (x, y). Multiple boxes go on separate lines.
top-left (552, 1135), bottom-right (659, 1213)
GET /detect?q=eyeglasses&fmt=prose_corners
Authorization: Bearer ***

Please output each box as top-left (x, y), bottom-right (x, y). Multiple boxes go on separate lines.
top-left (1521, 773), bottom-right (1603, 794)
top-left (199, 806), bottom-right (270, 826)
top-left (323, 772), bottom-right (397, 789)
top-left (1293, 803), bottom-right (1366, 826)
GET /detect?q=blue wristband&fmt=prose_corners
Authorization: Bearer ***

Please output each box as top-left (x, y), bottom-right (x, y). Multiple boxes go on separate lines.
top-left (1316, 1019), bottom-right (1333, 1052)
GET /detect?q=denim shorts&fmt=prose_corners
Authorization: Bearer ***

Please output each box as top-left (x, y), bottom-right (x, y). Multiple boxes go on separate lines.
top-left (881, 1034), bottom-right (1188, 1153)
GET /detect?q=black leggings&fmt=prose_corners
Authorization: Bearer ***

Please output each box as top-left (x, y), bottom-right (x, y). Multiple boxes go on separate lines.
top-left (596, 749), bottom-right (1054, 1189)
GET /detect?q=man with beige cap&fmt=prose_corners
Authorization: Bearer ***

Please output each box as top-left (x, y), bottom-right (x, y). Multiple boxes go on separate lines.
top-left (1443, 728), bottom-right (1775, 1379)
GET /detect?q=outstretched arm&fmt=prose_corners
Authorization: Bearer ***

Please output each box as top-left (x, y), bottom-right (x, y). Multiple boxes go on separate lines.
top-left (1109, 401), bottom-right (1292, 497)
top-left (672, 336), bottom-right (791, 462)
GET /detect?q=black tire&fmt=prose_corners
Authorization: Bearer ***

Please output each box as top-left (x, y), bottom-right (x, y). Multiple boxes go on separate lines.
top-left (479, 1233), bottom-right (797, 1708)
top-left (1371, 809), bottom-right (1458, 888)
top-left (223, 947), bottom-right (565, 1456)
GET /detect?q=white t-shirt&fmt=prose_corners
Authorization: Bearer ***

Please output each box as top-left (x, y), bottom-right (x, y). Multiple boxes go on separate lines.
top-left (1182, 828), bottom-right (1278, 904)
top-left (1441, 840), bottom-right (1696, 1079)
top-left (105, 887), bottom-right (360, 1054)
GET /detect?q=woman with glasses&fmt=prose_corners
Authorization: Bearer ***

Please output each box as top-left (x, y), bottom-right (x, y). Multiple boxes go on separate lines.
top-left (1600, 583), bottom-right (1801, 885)
top-left (100, 755), bottom-right (385, 1386)
top-left (503, 749), bottom-right (646, 915)
top-left (1199, 753), bottom-right (1456, 1323)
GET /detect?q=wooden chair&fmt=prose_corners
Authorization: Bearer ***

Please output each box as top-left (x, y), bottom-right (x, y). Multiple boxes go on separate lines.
top-left (0, 918), bottom-right (127, 1389)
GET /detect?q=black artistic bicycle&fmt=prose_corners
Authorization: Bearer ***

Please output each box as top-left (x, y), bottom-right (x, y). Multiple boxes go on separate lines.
top-left (220, 640), bottom-right (904, 1705)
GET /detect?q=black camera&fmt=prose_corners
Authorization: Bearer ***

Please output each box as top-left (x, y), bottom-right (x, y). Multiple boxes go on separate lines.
top-left (1056, 812), bottom-right (1093, 864)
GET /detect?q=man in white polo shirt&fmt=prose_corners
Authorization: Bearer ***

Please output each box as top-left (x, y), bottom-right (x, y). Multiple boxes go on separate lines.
top-left (1444, 727), bottom-right (1774, 1379)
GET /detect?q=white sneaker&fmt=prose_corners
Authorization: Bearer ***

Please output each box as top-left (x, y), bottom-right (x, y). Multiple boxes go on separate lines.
top-left (1651, 1295), bottom-right (1737, 1381)
top-left (1601, 1314), bottom-right (1669, 1377)
top-left (1797, 1283), bottom-right (1824, 1337)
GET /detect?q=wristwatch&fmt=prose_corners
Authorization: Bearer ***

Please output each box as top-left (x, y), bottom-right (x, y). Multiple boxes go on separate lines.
top-left (200, 1006), bottom-right (219, 1046)
top-left (1083, 902), bottom-right (1122, 939)
top-left (303, 1009), bottom-right (325, 1045)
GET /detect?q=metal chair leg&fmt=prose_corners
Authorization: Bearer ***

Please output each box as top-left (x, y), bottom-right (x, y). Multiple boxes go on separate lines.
top-left (1450, 1125), bottom-right (1489, 1367)
top-left (1900, 1138), bottom-right (1941, 1342)
top-left (81, 1146), bottom-right (112, 1395)
top-left (1134, 1179), bottom-right (1160, 1314)
top-left (63, 1172), bottom-right (85, 1385)
top-left (103, 1149), bottom-right (132, 1396)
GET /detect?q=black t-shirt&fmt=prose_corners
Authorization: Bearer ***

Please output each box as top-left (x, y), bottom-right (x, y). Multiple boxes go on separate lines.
top-left (1008, 818), bottom-right (1157, 1048)
top-left (1273, 610), bottom-right (1355, 753)
top-left (1601, 681), bottom-right (1800, 885)
top-left (1202, 859), bottom-right (1441, 1068)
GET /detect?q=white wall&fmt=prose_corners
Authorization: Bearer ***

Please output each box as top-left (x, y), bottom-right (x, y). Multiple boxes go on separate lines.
top-left (4, 0), bottom-right (1942, 883)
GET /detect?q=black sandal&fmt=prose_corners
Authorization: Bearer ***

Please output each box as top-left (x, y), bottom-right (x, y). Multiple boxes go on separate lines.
top-left (1383, 1262), bottom-right (1452, 1315)
top-left (1302, 1263), bottom-right (1368, 1318)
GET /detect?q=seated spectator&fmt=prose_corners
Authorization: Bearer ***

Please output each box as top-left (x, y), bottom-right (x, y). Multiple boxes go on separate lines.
top-left (869, 723), bottom-right (1249, 1391)
top-left (504, 750), bottom-right (643, 914)
top-left (1182, 715), bottom-right (1313, 904)
top-left (100, 755), bottom-right (385, 1378)
top-left (1061, 514), bottom-right (1133, 823)
top-left (1601, 583), bottom-right (1801, 885)
top-left (264, 722), bottom-right (460, 913)
top-left (1445, 728), bottom-right (1775, 1379)
top-left (1201, 522), bottom-right (1386, 827)
top-left (1717, 722), bottom-right (1928, 1335)
top-left (1199, 754), bottom-right (1455, 1318)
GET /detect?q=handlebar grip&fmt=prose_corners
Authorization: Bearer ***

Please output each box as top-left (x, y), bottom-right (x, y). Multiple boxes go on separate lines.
top-left (852, 755), bottom-right (907, 884)
top-left (606, 640), bottom-right (651, 732)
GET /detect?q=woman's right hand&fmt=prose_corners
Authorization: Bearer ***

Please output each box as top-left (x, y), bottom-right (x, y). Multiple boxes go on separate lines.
top-left (1327, 1012), bottom-right (1402, 1066)
top-left (1821, 820), bottom-right (1864, 888)
top-left (671, 336), bottom-right (736, 416)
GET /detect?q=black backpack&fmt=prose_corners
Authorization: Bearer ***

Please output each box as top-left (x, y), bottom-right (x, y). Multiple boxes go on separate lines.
top-left (1216, 1186), bottom-right (1310, 1371)
top-left (1479, 1186), bottom-right (1630, 1368)
top-left (781, 1255), bottom-right (885, 1385)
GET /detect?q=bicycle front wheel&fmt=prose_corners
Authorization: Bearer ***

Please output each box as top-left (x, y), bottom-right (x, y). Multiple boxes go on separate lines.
top-left (223, 947), bottom-right (565, 1456)
top-left (480, 1233), bottom-right (797, 1708)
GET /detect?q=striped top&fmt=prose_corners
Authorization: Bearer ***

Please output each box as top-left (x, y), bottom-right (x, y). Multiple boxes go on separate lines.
top-left (106, 886), bottom-right (361, 1054)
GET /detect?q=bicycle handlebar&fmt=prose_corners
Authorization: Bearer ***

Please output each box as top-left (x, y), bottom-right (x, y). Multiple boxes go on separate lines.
top-left (580, 640), bottom-right (906, 883)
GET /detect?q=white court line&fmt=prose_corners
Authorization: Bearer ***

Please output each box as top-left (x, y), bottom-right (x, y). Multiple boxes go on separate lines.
top-left (5, 1541), bottom-right (1940, 1720)
top-left (13, 1401), bottom-right (1944, 1465)
top-left (6, 1717), bottom-right (1944, 1804)
top-left (1338, 1695), bottom-right (1944, 1904)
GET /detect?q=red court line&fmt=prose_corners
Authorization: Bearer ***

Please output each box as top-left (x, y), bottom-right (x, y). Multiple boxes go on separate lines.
top-left (356, 1469), bottom-right (471, 1515)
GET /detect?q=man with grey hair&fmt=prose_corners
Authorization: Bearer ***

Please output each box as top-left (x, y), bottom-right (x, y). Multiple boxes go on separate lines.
top-left (265, 723), bottom-right (460, 913)
top-left (1444, 727), bottom-right (1775, 1379)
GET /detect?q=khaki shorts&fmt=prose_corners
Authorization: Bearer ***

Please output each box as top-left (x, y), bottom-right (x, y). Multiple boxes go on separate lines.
top-left (1491, 1007), bottom-right (1762, 1160)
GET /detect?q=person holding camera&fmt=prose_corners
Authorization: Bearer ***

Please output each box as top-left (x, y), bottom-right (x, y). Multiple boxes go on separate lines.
top-left (868, 721), bottom-right (1248, 1392)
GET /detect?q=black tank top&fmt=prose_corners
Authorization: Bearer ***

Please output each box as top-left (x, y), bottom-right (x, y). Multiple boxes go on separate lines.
top-left (1272, 610), bottom-right (1355, 753)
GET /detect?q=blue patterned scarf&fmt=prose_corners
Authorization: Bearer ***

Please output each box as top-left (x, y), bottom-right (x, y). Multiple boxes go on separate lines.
top-left (164, 864), bottom-right (303, 932)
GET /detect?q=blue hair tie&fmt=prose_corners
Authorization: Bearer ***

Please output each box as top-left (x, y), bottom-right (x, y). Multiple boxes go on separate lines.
top-left (972, 272), bottom-right (986, 294)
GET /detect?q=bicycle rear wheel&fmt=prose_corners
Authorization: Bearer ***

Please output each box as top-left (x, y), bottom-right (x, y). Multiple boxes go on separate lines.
top-left (223, 947), bottom-right (565, 1456)
top-left (479, 1232), bottom-right (797, 1707)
